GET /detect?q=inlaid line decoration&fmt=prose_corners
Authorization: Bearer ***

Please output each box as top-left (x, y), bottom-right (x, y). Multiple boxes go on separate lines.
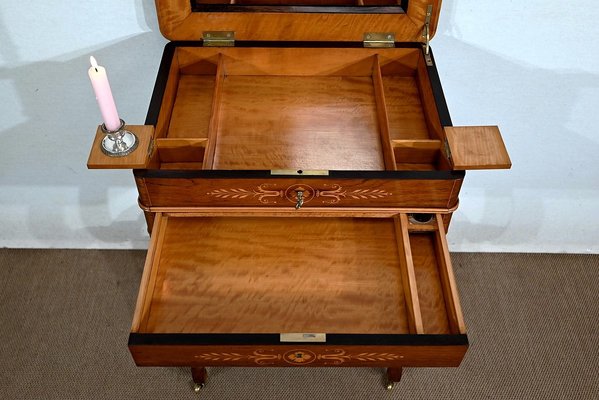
top-left (193, 349), bottom-right (404, 365)
top-left (317, 184), bottom-right (393, 204)
top-left (206, 184), bottom-right (284, 204)
top-left (207, 184), bottom-right (392, 205)
top-left (194, 350), bottom-right (281, 365)
top-left (317, 349), bottom-right (403, 364)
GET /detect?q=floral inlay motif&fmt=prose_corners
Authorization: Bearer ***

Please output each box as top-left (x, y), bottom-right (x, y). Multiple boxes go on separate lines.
top-left (207, 183), bottom-right (392, 205)
top-left (206, 184), bottom-right (283, 204)
top-left (317, 184), bottom-right (393, 204)
top-left (195, 350), bottom-right (281, 365)
top-left (194, 349), bottom-right (403, 366)
top-left (283, 350), bottom-right (316, 364)
top-left (318, 349), bottom-right (403, 365)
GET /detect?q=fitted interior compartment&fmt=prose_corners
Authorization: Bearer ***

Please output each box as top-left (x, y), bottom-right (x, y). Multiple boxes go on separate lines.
top-left (132, 213), bottom-right (465, 336)
top-left (190, 0), bottom-right (404, 9)
top-left (214, 75), bottom-right (384, 170)
top-left (193, 0), bottom-right (400, 5)
top-left (152, 46), bottom-right (448, 171)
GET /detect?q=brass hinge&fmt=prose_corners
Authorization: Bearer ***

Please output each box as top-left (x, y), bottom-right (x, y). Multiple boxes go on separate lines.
top-left (421, 5), bottom-right (433, 66)
top-left (443, 137), bottom-right (452, 161)
top-left (363, 32), bottom-right (395, 48)
top-left (147, 138), bottom-right (155, 158)
top-left (202, 31), bottom-right (235, 47)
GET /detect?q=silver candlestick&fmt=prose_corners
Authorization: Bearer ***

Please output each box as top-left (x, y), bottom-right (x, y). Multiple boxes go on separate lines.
top-left (100, 119), bottom-right (138, 157)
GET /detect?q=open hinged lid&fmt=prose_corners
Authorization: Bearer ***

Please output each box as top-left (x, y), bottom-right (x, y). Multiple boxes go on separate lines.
top-left (155, 0), bottom-right (443, 43)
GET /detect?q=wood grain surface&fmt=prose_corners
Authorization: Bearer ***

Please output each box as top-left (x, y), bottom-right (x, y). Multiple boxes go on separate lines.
top-left (146, 47), bottom-right (454, 173)
top-left (445, 126), bottom-right (512, 170)
top-left (393, 139), bottom-right (443, 171)
top-left (129, 212), bottom-right (468, 369)
top-left (142, 216), bottom-right (410, 334)
top-left (87, 125), bottom-right (154, 169)
top-left (434, 215), bottom-right (467, 334)
top-left (131, 213), bottom-right (167, 333)
top-left (156, 138), bottom-right (207, 163)
top-left (176, 47), bottom-right (420, 77)
top-left (394, 214), bottom-right (423, 333)
top-left (167, 75), bottom-right (214, 138)
top-left (136, 177), bottom-right (462, 209)
top-left (153, 0), bottom-right (442, 42)
top-left (372, 55), bottom-right (396, 170)
top-left (155, 55), bottom-right (180, 140)
top-left (382, 76), bottom-right (431, 140)
top-left (213, 75), bottom-right (384, 170)
top-left (202, 54), bottom-right (225, 169)
top-left (415, 55), bottom-right (445, 142)
top-left (410, 232), bottom-right (451, 334)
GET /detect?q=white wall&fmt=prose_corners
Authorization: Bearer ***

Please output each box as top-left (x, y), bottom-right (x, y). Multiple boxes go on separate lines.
top-left (0, 1), bottom-right (597, 252)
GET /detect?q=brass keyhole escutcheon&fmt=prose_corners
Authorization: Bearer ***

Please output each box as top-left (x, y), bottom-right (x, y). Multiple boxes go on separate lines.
top-left (295, 190), bottom-right (304, 210)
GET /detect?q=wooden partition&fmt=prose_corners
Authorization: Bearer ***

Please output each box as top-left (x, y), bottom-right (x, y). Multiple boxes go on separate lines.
top-left (149, 46), bottom-right (450, 172)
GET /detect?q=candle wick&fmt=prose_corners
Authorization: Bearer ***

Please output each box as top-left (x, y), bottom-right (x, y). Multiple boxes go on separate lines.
top-left (95, 68), bottom-right (98, 72)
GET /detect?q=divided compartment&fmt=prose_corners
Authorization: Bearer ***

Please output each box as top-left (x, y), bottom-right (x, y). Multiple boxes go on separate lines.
top-left (130, 212), bottom-right (465, 346)
top-left (151, 46), bottom-right (450, 171)
top-left (192, 0), bottom-right (402, 6)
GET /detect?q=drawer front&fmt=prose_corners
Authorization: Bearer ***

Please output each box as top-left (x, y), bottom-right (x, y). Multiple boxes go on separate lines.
top-left (129, 343), bottom-right (468, 368)
top-left (129, 212), bottom-right (467, 368)
top-left (135, 176), bottom-right (463, 209)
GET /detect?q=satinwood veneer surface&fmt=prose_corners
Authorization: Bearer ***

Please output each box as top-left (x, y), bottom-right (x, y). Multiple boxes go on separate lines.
top-left (168, 75), bottom-right (214, 138)
top-left (213, 76), bottom-right (385, 170)
top-left (382, 76), bottom-right (431, 141)
top-left (154, 47), bottom-right (454, 171)
top-left (142, 216), bottom-right (410, 334)
top-left (410, 234), bottom-right (451, 334)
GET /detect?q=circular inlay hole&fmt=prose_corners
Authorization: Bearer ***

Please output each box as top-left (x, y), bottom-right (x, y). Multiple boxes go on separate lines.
top-left (297, 170), bottom-right (303, 174)
top-left (409, 213), bottom-right (434, 224)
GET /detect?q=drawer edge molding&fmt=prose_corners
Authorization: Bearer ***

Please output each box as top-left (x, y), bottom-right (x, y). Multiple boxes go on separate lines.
top-left (133, 169), bottom-right (466, 180)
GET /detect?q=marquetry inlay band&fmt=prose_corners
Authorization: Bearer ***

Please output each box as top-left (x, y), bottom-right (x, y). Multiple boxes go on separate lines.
top-left (193, 349), bottom-right (405, 365)
top-left (207, 184), bottom-right (392, 205)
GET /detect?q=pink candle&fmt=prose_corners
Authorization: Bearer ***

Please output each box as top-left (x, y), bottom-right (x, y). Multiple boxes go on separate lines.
top-left (88, 56), bottom-right (121, 131)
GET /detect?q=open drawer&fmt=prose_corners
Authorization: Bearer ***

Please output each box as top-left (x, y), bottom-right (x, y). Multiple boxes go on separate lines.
top-left (129, 211), bottom-right (468, 368)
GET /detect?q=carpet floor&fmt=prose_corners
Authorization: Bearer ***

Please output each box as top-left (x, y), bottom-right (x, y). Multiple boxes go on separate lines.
top-left (0, 249), bottom-right (597, 399)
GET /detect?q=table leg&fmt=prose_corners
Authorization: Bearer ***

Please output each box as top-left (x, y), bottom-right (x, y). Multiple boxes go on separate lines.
top-left (191, 367), bottom-right (207, 392)
top-left (386, 367), bottom-right (402, 390)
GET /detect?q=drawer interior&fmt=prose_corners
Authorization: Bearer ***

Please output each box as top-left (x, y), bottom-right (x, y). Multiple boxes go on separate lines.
top-left (151, 47), bottom-right (449, 172)
top-left (131, 212), bottom-right (465, 337)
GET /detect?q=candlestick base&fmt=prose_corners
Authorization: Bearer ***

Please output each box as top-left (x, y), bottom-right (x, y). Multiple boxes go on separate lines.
top-left (100, 119), bottom-right (139, 157)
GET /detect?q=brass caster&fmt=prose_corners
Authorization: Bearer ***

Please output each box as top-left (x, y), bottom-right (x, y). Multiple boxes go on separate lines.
top-left (386, 381), bottom-right (395, 390)
top-left (193, 383), bottom-right (205, 393)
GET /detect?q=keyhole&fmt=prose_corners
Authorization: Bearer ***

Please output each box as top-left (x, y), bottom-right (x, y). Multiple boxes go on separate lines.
top-left (295, 190), bottom-right (304, 210)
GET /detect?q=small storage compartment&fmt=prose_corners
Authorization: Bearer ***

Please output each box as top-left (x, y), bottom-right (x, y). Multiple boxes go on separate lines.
top-left (148, 46), bottom-right (451, 171)
top-left (129, 212), bottom-right (467, 367)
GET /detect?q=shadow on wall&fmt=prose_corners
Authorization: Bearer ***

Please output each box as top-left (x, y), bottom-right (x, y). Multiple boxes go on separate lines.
top-left (0, 0), bottom-right (164, 247)
top-left (438, 0), bottom-right (599, 249)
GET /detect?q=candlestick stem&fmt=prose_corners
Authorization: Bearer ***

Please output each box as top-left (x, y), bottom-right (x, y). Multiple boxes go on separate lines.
top-left (100, 119), bottom-right (139, 157)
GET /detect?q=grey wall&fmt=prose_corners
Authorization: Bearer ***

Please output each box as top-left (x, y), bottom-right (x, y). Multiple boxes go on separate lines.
top-left (0, 0), bottom-right (597, 252)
